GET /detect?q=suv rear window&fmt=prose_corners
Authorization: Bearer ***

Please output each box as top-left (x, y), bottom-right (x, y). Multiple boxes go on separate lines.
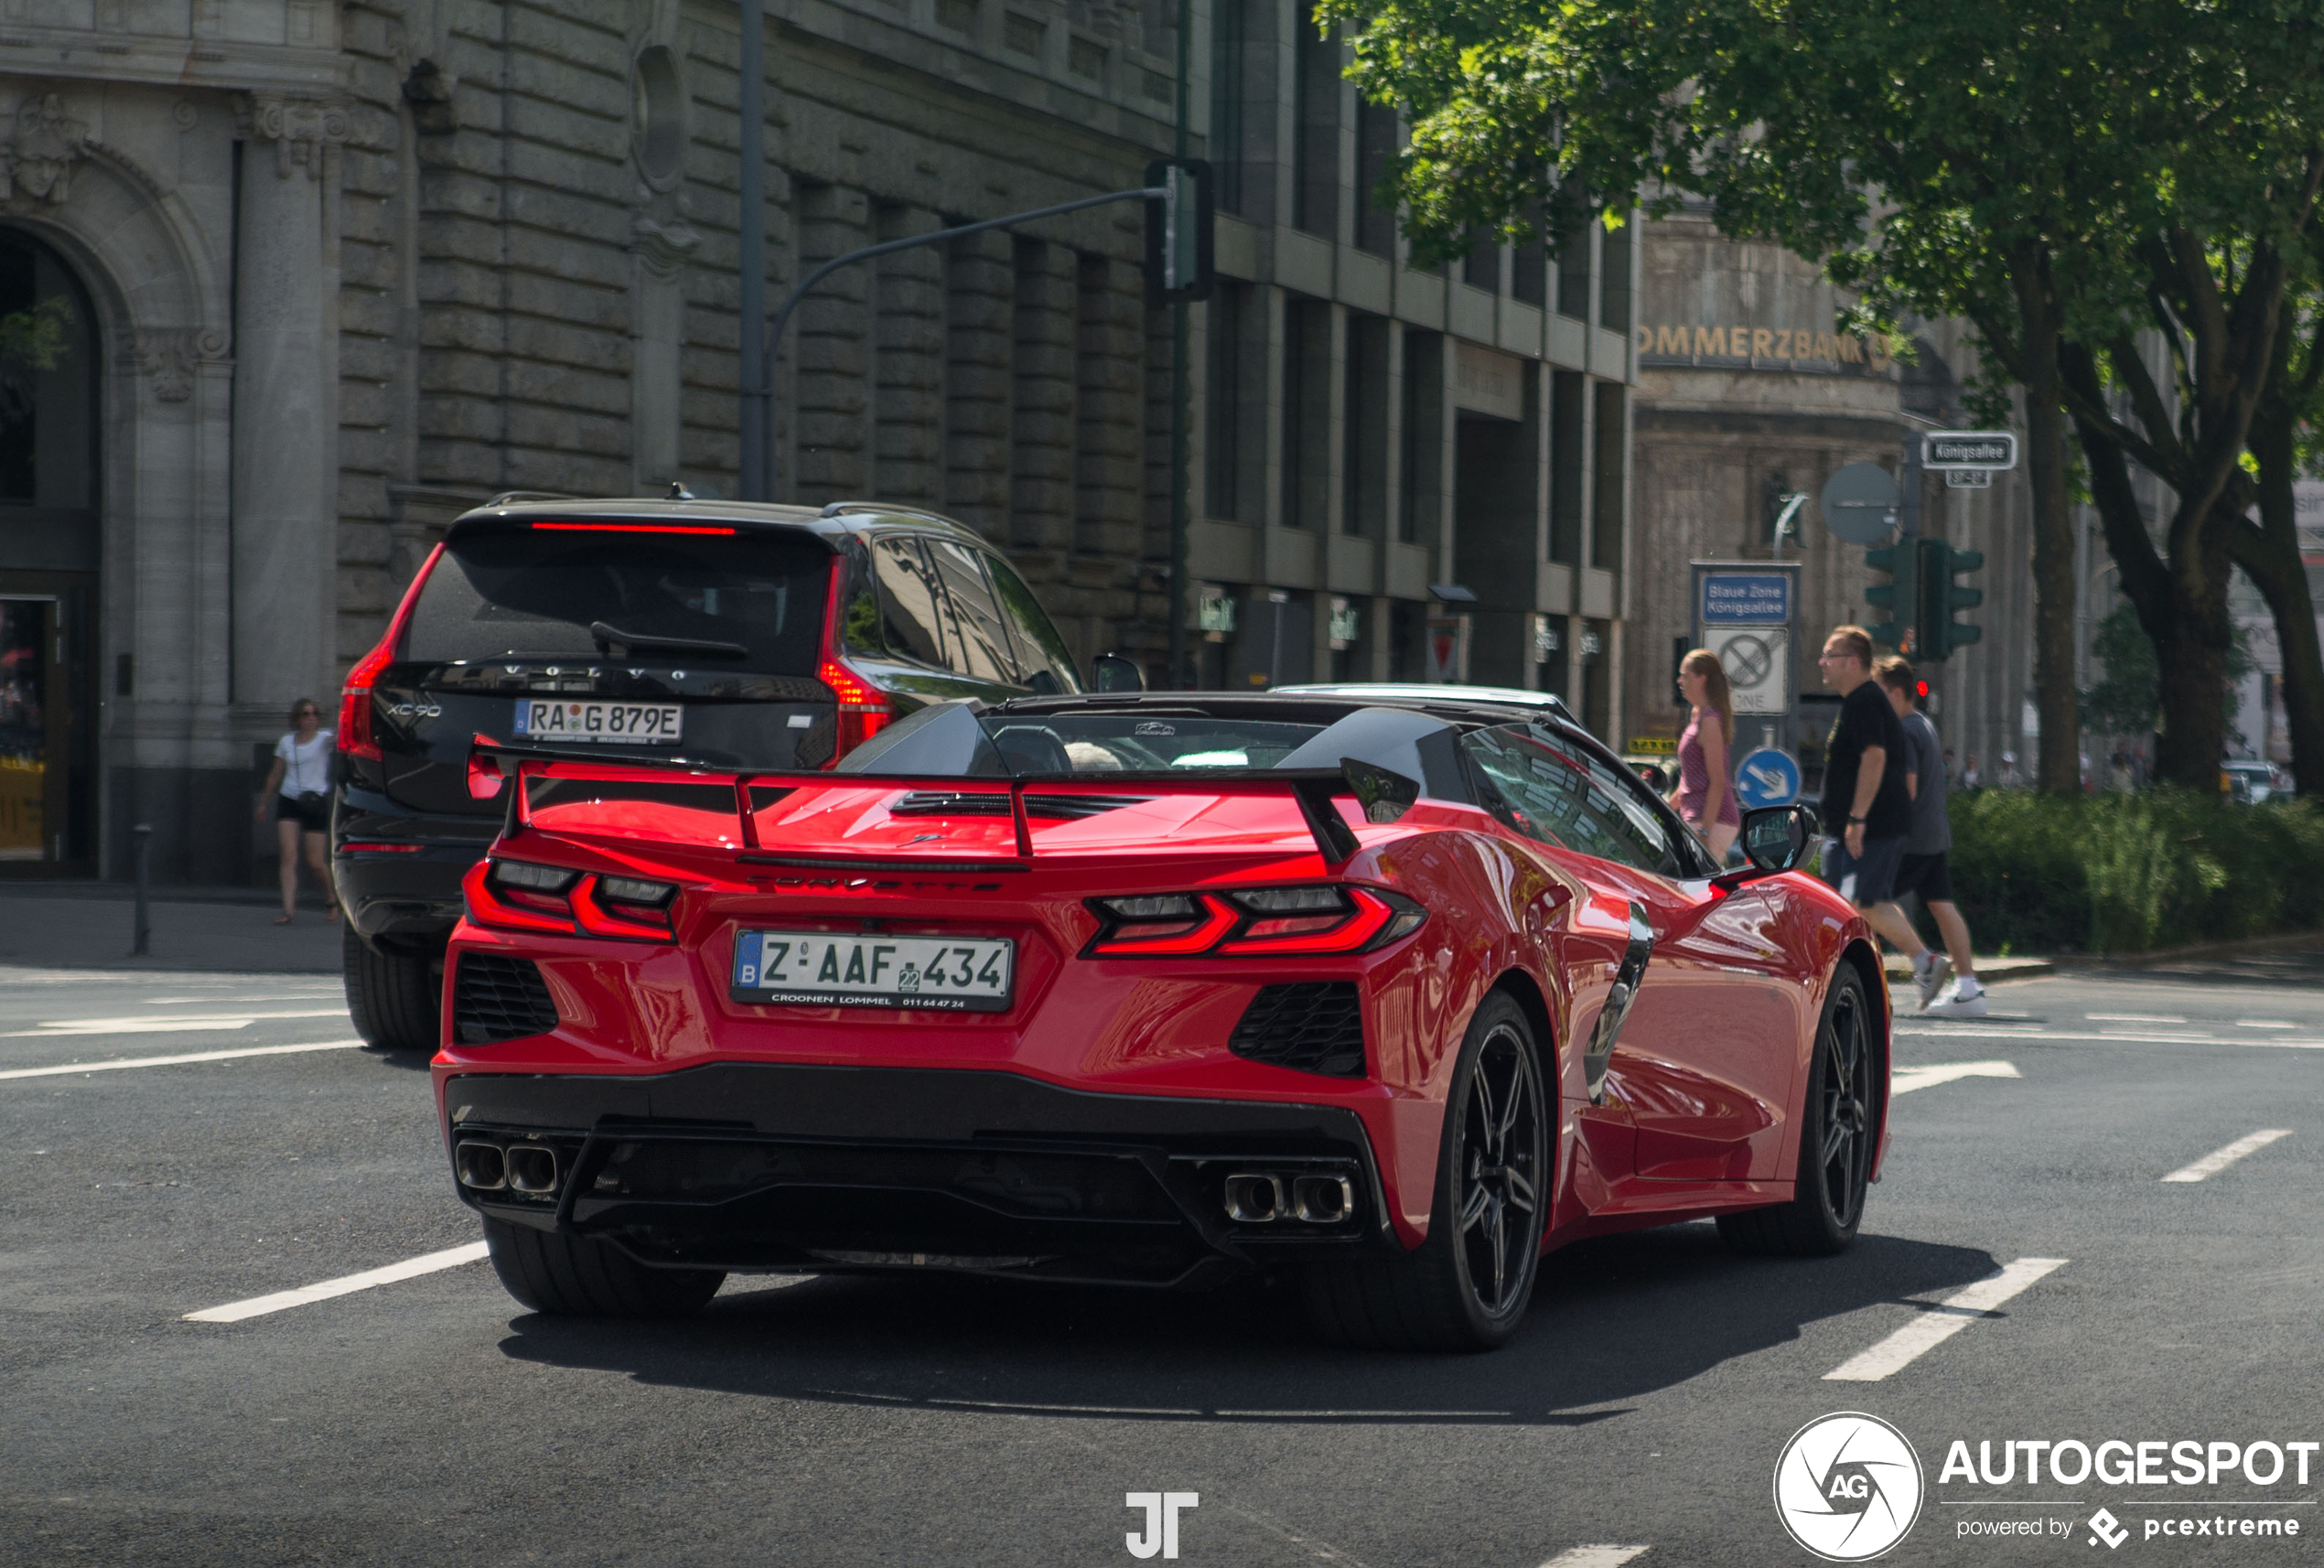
top-left (406, 526), bottom-right (832, 672)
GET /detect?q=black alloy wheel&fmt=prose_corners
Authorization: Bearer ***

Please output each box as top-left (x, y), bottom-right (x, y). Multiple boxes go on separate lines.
top-left (1716, 961), bottom-right (1879, 1257)
top-left (1453, 1015), bottom-right (1545, 1318)
top-left (1301, 991), bottom-right (1549, 1351)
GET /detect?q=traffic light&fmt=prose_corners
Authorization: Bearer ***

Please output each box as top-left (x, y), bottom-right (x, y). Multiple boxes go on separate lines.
top-left (1864, 542), bottom-right (1919, 650)
top-left (1918, 540), bottom-right (1985, 660)
top-left (1145, 159), bottom-right (1215, 304)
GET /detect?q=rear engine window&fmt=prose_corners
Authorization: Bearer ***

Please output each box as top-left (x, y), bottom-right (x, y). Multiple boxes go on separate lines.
top-left (407, 526), bottom-right (831, 672)
top-left (983, 714), bottom-right (1326, 772)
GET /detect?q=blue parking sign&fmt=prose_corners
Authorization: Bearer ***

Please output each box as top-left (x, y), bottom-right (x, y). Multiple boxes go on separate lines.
top-left (1733, 747), bottom-right (1802, 809)
top-left (1701, 572), bottom-right (1793, 626)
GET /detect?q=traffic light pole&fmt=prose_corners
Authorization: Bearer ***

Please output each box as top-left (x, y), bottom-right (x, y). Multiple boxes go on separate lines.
top-left (1167, 0), bottom-right (1192, 690)
top-left (742, 187), bottom-right (1165, 501)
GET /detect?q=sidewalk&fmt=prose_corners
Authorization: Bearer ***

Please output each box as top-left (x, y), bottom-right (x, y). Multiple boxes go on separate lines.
top-left (1881, 953), bottom-right (2054, 984)
top-left (0, 882), bottom-right (343, 973)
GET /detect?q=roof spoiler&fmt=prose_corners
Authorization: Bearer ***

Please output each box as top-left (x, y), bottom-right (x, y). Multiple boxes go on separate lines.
top-left (468, 736), bottom-right (1421, 868)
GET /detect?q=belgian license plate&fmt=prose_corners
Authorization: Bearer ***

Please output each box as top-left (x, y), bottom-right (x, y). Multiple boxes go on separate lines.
top-left (731, 930), bottom-right (1014, 1011)
top-left (512, 698), bottom-right (683, 744)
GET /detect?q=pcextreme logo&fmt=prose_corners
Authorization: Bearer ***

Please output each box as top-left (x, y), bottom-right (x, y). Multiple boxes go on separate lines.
top-left (1774, 1412), bottom-right (1927, 1562)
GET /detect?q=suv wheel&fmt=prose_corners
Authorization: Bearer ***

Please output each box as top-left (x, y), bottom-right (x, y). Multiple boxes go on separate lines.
top-left (343, 926), bottom-right (440, 1053)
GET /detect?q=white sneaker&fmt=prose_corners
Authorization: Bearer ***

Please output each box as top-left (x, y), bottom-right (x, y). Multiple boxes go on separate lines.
top-left (1922, 983), bottom-right (1988, 1018)
top-left (1912, 950), bottom-right (1953, 1008)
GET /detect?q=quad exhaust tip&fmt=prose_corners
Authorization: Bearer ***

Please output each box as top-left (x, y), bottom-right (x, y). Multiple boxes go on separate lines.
top-left (505, 1144), bottom-right (559, 1195)
top-left (454, 1141), bottom-right (507, 1191)
top-left (1223, 1170), bottom-right (1356, 1225)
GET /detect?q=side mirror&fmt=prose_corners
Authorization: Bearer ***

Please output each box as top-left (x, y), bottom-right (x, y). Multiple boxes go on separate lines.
top-left (1090, 653), bottom-right (1145, 693)
top-left (1740, 803), bottom-right (1816, 874)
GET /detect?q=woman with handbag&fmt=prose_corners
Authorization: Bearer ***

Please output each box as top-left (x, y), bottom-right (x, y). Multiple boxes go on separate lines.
top-left (256, 698), bottom-right (339, 925)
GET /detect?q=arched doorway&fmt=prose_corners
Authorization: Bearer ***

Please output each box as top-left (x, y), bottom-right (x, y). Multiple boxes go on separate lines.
top-left (0, 228), bottom-right (99, 874)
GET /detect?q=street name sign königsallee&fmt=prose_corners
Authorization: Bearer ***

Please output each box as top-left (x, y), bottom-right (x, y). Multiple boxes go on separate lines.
top-left (1922, 431), bottom-right (2017, 470)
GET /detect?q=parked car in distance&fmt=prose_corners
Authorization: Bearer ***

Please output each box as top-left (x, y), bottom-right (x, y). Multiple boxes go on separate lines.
top-left (2221, 760), bottom-right (2287, 804)
top-left (333, 495), bottom-right (1103, 1053)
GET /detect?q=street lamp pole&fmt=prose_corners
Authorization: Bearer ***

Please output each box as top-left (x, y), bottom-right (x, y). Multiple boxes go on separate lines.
top-left (1167, 0), bottom-right (1192, 688)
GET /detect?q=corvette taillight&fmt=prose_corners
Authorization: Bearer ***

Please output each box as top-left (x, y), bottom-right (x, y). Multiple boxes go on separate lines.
top-left (1084, 886), bottom-right (1424, 958)
top-left (465, 860), bottom-right (678, 941)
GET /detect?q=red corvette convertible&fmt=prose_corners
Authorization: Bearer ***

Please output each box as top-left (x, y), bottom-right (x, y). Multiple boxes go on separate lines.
top-left (435, 686), bottom-right (1888, 1350)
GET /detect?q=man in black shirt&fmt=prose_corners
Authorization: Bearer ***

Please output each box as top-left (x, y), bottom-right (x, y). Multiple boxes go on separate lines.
top-left (1816, 626), bottom-right (1927, 962)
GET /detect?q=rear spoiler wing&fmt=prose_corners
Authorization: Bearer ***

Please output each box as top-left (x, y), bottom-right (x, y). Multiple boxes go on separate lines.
top-left (467, 736), bottom-right (1421, 867)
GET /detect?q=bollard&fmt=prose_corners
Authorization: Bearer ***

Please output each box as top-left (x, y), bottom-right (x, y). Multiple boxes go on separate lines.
top-left (131, 822), bottom-right (152, 957)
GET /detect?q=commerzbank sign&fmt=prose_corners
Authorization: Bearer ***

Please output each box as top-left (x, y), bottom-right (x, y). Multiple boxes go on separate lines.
top-left (1633, 321), bottom-right (1897, 371)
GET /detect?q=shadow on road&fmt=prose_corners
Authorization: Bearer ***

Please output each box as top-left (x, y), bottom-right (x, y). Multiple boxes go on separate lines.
top-left (494, 1223), bottom-right (1996, 1425)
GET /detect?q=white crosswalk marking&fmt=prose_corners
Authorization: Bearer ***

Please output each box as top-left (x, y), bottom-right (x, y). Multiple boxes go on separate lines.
top-left (1536, 1549), bottom-right (1651, 1568)
top-left (3, 1008), bottom-right (349, 1037)
top-left (1824, 1258), bottom-right (2068, 1381)
top-left (2161, 1129), bottom-right (2293, 1183)
top-left (1891, 1060), bottom-right (2019, 1096)
top-left (184, 1241), bottom-right (490, 1323)
top-left (0, 1039), bottom-right (364, 1080)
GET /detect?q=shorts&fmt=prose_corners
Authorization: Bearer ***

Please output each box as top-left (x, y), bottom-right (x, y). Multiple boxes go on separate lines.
top-left (1822, 832), bottom-right (1907, 907)
top-left (1893, 850), bottom-right (1954, 904)
top-left (275, 793), bottom-right (329, 833)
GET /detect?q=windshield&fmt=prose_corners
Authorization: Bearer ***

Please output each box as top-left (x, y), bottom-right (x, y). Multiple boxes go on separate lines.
top-left (979, 713), bottom-right (1328, 774)
top-left (406, 526), bottom-right (832, 672)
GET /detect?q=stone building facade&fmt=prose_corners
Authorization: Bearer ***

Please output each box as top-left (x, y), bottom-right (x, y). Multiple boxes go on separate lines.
top-left (0, 0), bottom-right (1635, 885)
top-left (1624, 204), bottom-right (2040, 786)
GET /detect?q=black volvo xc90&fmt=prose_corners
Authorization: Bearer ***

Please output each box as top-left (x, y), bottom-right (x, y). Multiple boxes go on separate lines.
top-left (332, 495), bottom-right (1112, 1052)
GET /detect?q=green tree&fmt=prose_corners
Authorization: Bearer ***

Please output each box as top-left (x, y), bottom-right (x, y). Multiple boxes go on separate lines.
top-left (1319, 0), bottom-right (2324, 792)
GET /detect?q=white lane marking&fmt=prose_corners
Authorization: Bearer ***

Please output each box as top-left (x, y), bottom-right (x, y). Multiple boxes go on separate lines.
top-left (1892, 1061), bottom-right (2020, 1096)
top-left (1537, 1550), bottom-right (1651, 1568)
top-left (2087, 1013), bottom-right (2186, 1024)
top-left (3, 1008), bottom-right (349, 1037)
top-left (0, 1039), bottom-right (364, 1080)
top-left (185, 1240), bottom-right (490, 1323)
top-left (1824, 1258), bottom-right (2068, 1382)
top-left (1898, 1026), bottom-right (2324, 1048)
top-left (2236, 1019), bottom-right (2297, 1030)
top-left (2161, 1129), bottom-right (2294, 1183)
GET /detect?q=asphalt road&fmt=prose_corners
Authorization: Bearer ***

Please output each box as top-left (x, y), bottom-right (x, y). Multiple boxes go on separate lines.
top-left (2, 953), bottom-right (2319, 1566)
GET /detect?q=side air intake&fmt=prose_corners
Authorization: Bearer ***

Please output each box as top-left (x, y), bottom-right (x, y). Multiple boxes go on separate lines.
top-left (452, 953), bottom-right (560, 1044)
top-left (1229, 982), bottom-right (1366, 1078)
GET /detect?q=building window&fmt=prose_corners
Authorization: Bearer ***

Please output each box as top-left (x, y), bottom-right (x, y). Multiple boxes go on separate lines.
top-left (1591, 381), bottom-right (1627, 572)
top-left (1461, 231), bottom-right (1499, 292)
top-left (1205, 283), bottom-right (1246, 520)
top-left (1353, 101), bottom-right (1398, 256)
top-left (1556, 196), bottom-right (1592, 322)
top-left (1599, 213), bottom-right (1632, 333)
top-left (1550, 370), bottom-right (1585, 564)
top-left (1343, 315), bottom-right (1389, 536)
top-left (1400, 328), bottom-right (1440, 544)
top-left (1209, 0), bottom-right (1245, 214)
top-left (1293, 23), bottom-right (1340, 237)
top-left (1281, 297), bottom-right (1327, 528)
top-left (1512, 203), bottom-right (1546, 307)
top-left (1004, 13), bottom-right (1045, 56)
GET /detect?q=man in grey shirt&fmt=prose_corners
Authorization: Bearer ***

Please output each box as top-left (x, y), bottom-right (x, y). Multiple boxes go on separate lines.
top-left (1872, 656), bottom-right (1985, 1015)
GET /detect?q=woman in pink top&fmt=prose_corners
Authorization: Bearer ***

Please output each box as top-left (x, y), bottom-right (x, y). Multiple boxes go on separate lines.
top-left (1671, 649), bottom-right (1742, 861)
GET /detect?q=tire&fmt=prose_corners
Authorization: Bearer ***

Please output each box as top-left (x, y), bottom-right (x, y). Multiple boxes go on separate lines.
top-left (1717, 961), bottom-right (1879, 1258)
top-left (482, 1217), bottom-right (726, 1318)
top-left (343, 926), bottom-right (440, 1054)
top-left (1302, 991), bottom-right (1549, 1352)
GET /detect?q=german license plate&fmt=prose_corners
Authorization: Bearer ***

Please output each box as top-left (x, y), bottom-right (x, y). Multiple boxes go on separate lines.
top-left (731, 930), bottom-right (1014, 1011)
top-left (512, 698), bottom-right (683, 744)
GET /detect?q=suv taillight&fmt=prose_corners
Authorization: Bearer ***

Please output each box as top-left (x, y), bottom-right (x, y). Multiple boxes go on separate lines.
top-left (818, 658), bottom-right (893, 765)
top-left (339, 542), bottom-right (445, 762)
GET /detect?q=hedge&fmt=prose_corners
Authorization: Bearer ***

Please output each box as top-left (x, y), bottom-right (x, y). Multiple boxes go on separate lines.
top-left (1942, 789), bottom-right (2324, 954)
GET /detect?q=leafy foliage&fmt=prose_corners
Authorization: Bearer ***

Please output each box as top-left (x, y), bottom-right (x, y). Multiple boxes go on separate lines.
top-left (1947, 788), bottom-right (2324, 953)
top-left (0, 295), bottom-right (73, 428)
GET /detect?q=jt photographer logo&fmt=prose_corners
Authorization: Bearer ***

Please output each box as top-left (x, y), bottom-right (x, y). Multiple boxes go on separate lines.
top-left (1774, 1412), bottom-right (1926, 1562)
top-left (1124, 1491), bottom-right (1198, 1559)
